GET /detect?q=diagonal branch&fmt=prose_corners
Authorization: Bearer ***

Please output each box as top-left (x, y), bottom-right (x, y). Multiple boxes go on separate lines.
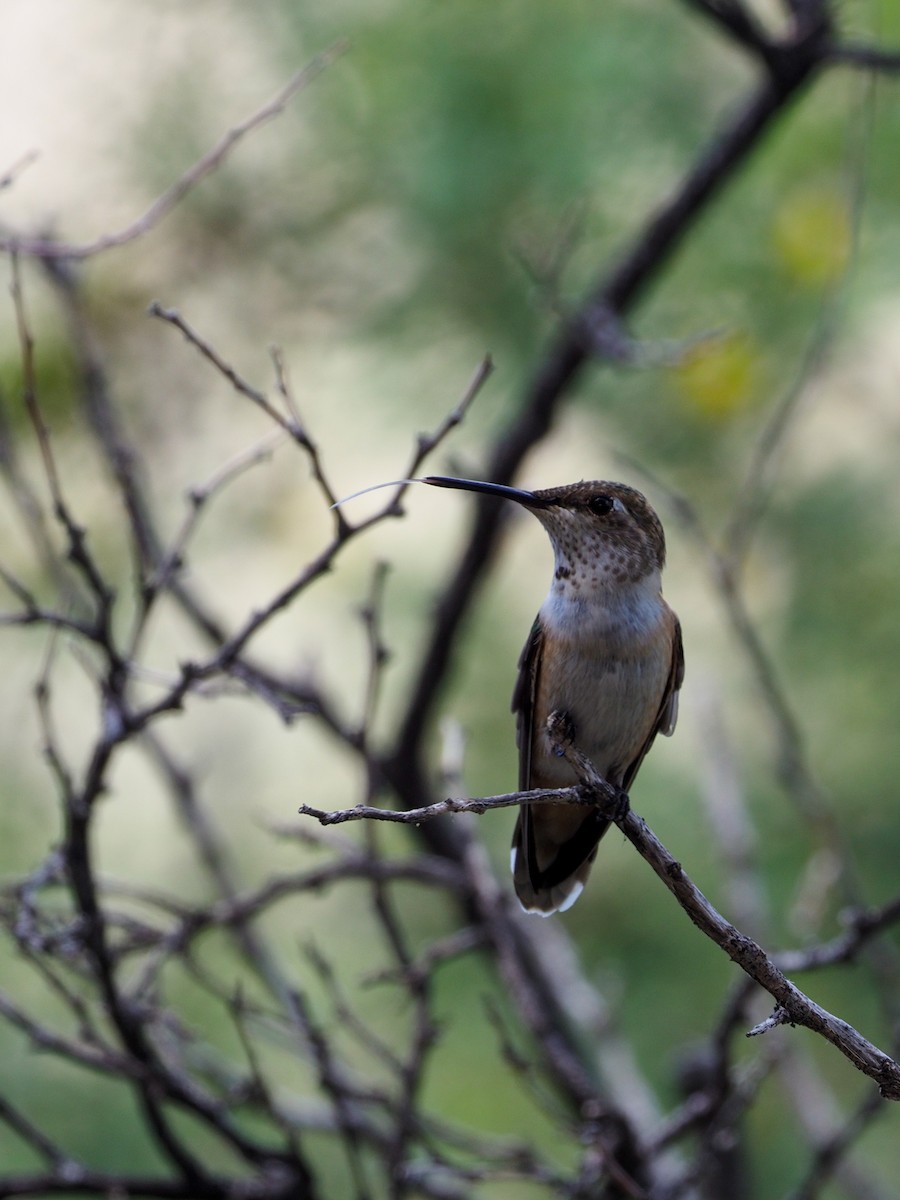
top-left (303, 728), bottom-right (900, 1101)
top-left (390, 23), bottom-right (829, 780)
top-left (829, 42), bottom-right (900, 71)
top-left (677, 0), bottom-right (777, 58)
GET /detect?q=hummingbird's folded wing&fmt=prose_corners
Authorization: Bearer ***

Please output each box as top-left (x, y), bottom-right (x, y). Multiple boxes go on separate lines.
top-left (658, 615), bottom-right (684, 737)
top-left (510, 615), bottom-right (607, 913)
top-left (511, 617), bottom-right (544, 792)
top-left (622, 612), bottom-right (684, 789)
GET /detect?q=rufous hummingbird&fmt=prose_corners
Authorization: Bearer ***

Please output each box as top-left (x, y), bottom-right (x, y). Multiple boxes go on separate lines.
top-left (423, 475), bottom-right (684, 916)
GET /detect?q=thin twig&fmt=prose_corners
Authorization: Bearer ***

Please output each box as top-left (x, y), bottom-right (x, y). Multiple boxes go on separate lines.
top-left (298, 786), bottom-right (601, 826)
top-left (270, 345), bottom-right (347, 523)
top-left (0, 47), bottom-right (348, 261)
top-left (149, 303), bottom-right (297, 433)
top-left (0, 149), bottom-right (39, 192)
top-left (829, 41), bottom-right (900, 70)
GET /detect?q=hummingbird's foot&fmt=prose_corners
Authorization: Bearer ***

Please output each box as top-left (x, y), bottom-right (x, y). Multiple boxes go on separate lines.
top-left (546, 709), bottom-right (576, 756)
top-left (611, 786), bottom-right (631, 823)
top-left (546, 709), bottom-right (629, 819)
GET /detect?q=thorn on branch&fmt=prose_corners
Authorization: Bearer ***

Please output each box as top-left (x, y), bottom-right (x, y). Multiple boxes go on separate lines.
top-left (747, 1006), bottom-right (791, 1038)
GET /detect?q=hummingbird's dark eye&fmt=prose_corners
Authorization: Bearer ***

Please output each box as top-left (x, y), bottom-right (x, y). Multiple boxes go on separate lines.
top-left (587, 494), bottom-right (614, 516)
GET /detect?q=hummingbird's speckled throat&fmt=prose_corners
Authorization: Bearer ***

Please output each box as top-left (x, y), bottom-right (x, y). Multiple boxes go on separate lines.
top-left (529, 483), bottom-right (666, 591)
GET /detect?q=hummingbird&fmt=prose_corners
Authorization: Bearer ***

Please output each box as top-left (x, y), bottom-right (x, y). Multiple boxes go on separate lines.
top-left (423, 475), bottom-right (684, 916)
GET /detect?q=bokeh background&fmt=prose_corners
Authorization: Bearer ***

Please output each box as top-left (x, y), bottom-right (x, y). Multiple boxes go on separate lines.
top-left (2, 1), bottom-right (900, 1195)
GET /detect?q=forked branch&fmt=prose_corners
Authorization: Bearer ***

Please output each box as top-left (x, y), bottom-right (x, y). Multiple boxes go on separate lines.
top-left (301, 713), bottom-right (900, 1102)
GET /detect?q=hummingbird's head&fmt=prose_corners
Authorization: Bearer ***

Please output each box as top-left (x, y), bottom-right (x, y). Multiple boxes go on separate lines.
top-left (528, 480), bottom-right (665, 585)
top-left (422, 477), bottom-right (666, 586)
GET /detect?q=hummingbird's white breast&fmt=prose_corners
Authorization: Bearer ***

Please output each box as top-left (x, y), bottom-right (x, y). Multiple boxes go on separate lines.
top-left (534, 565), bottom-right (674, 788)
top-left (541, 564), bottom-right (666, 645)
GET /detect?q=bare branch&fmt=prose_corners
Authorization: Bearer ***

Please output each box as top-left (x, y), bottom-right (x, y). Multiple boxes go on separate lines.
top-left (549, 727), bottom-right (900, 1103)
top-left (149, 303), bottom-right (298, 433)
top-left (775, 896), bottom-right (900, 973)
top-left (389, 54), bottom-right (832, 784)
top-left (304, 724), bottom-right (900, 1101)
top-left (829, 42), bottom-right (900, 71)
top-left (678, 0), bottom-right (776, 58)
top-left (406, 354), bottom-right (494, 473)
top-left (2, 3), bottom-right (898, 1193)
top-left (0, 149), bottom-right (39, 192)
top-left (298, 785), bottom-right (601, 826)
top-left (784, 1085), bottom-right (888, 1200)
top-left (142, 432), bottom-right (284, 603)
top-left (270, 345), bottom-right (347, 519)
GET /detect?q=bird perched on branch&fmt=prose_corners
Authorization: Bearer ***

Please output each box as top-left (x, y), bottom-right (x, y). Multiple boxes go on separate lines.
top-left (424, 475), bottom-right (683, 916)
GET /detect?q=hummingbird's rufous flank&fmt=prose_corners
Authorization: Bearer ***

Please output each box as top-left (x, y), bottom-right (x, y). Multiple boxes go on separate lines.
top-left (423, 475), bottom-right (684, 916)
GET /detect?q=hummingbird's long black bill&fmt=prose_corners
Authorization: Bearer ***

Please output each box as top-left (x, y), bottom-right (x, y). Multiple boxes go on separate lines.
top-left (422, 476), bottom-right (549, 508)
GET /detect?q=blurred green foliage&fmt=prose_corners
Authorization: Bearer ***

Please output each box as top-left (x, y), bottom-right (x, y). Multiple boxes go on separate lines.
top-left (4, 0), bottom-right (900, 1195)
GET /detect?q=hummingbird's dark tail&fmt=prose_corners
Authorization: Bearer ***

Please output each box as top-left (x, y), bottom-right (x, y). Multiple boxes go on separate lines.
top-left (510, 806), bottom-right (610, 915)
